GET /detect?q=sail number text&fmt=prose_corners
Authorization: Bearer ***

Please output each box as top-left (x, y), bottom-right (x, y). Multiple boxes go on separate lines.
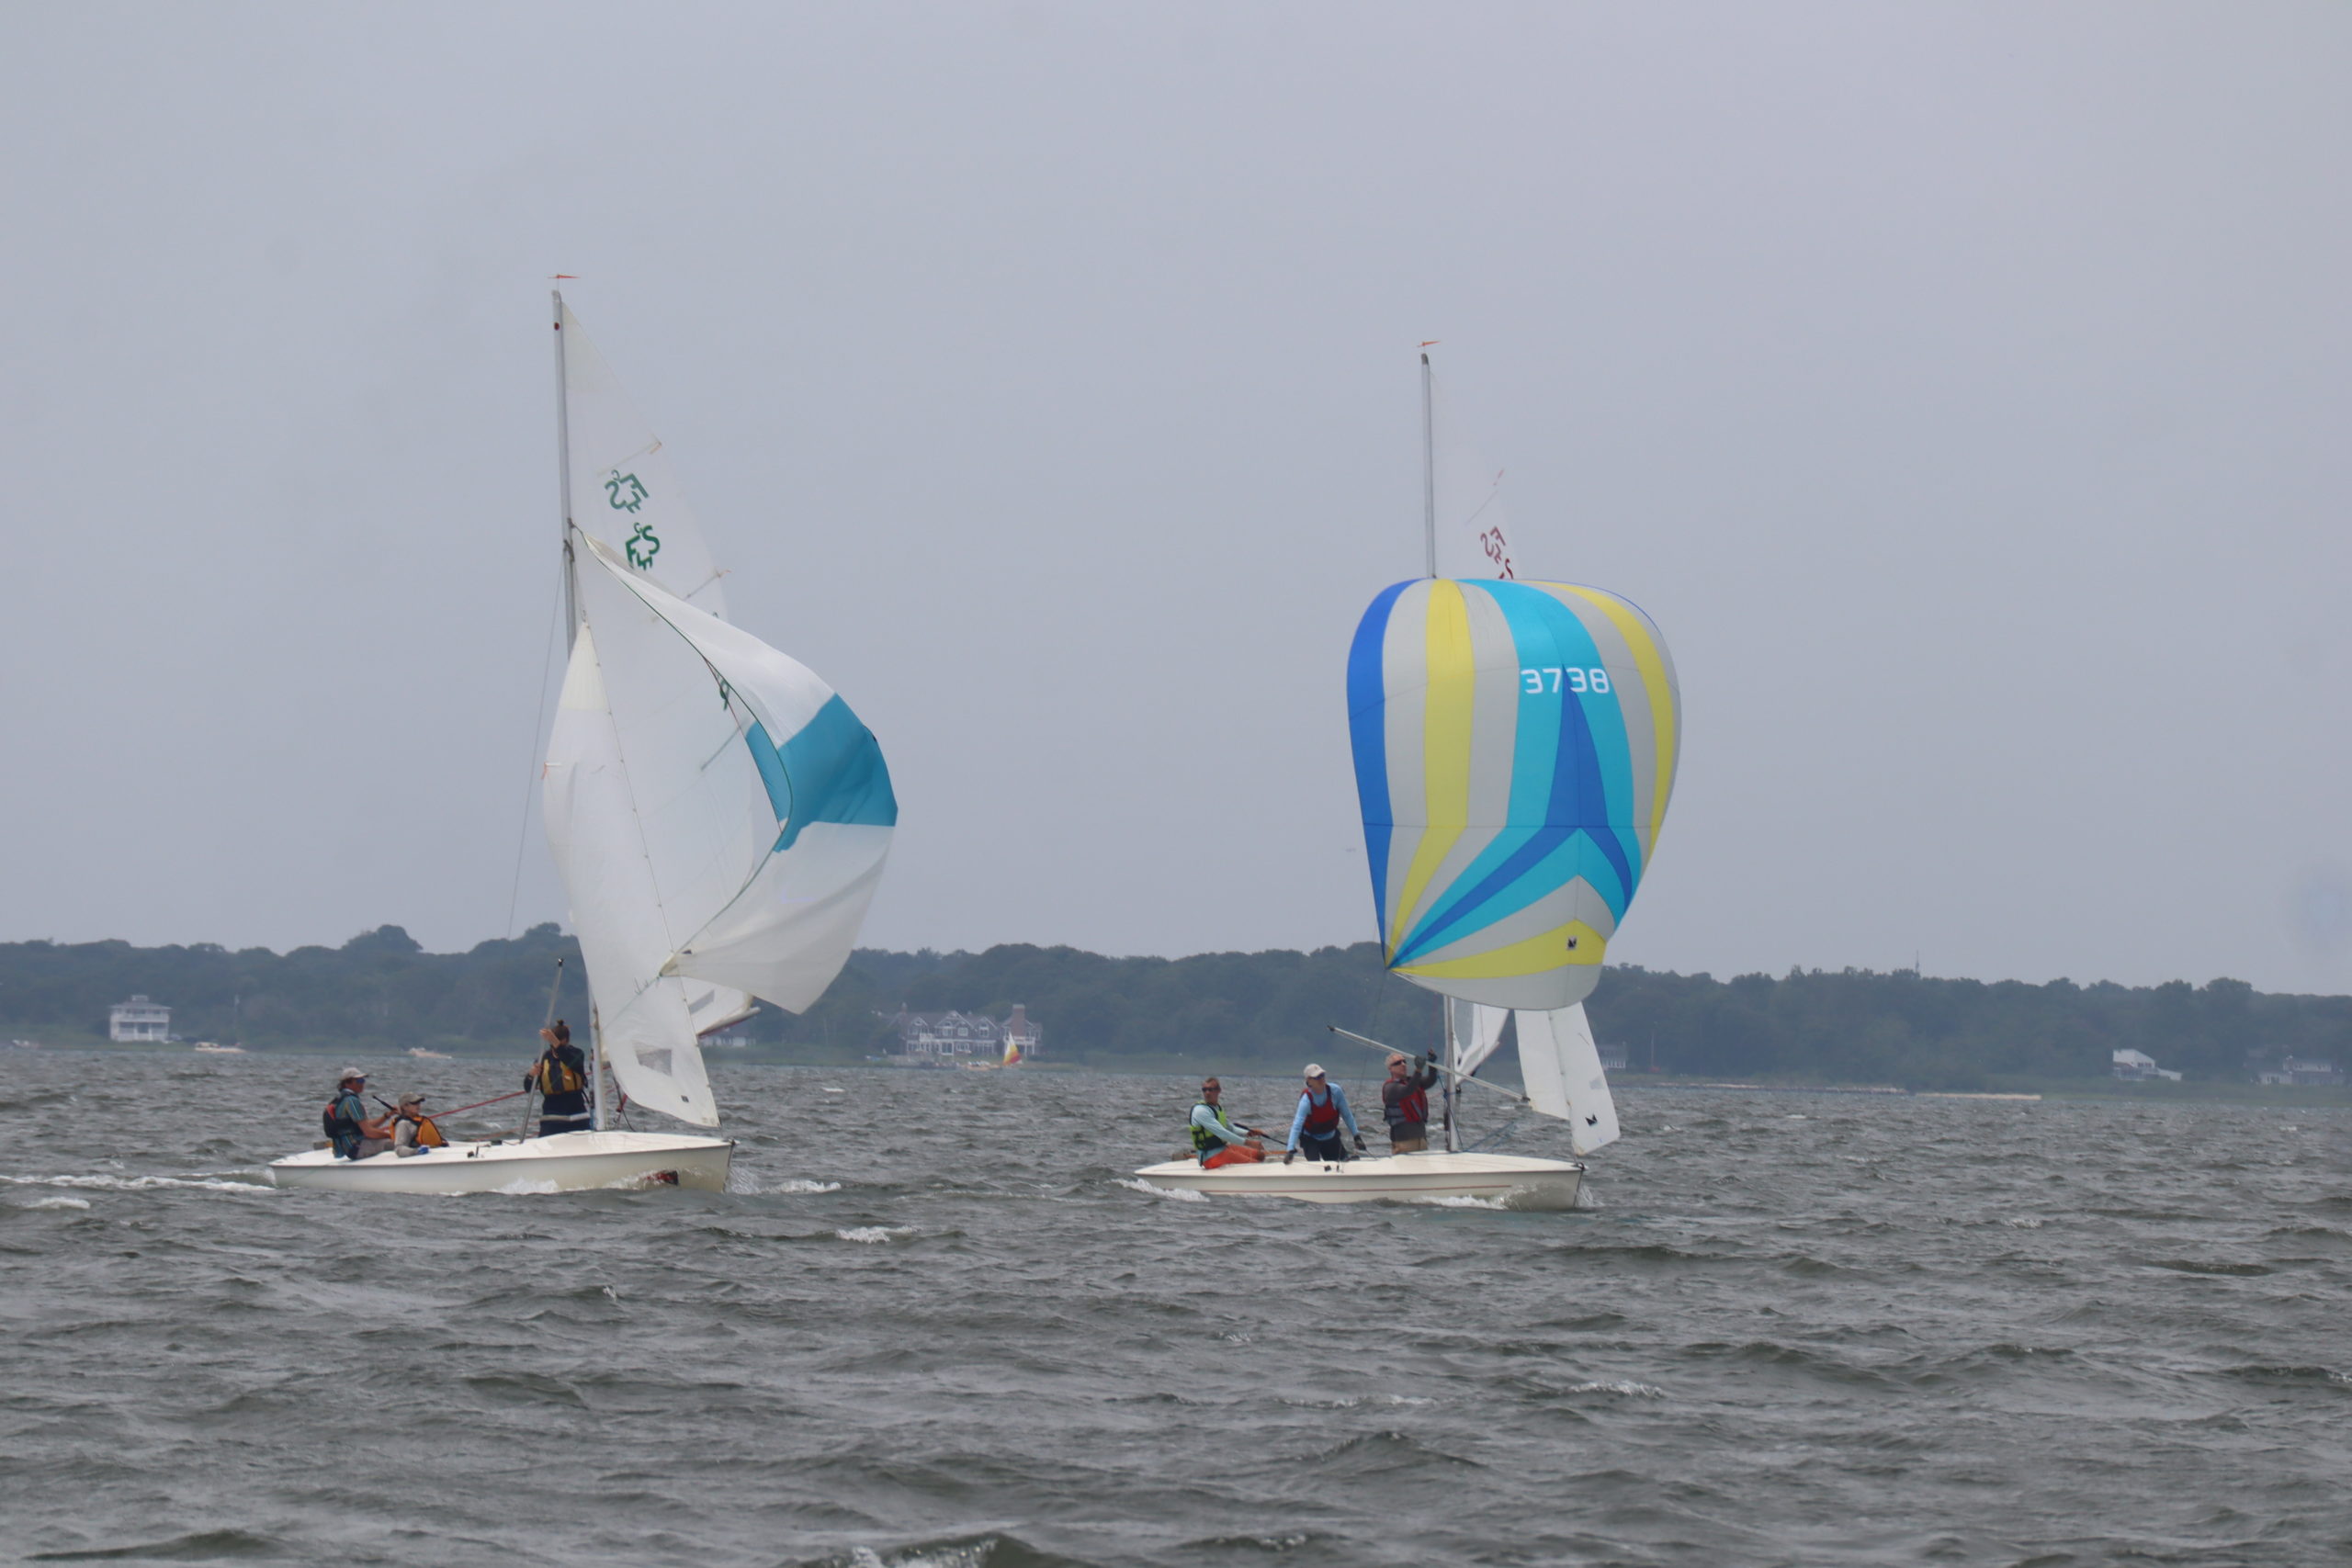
top-left (1521, 667), bottom-right (1611, 695)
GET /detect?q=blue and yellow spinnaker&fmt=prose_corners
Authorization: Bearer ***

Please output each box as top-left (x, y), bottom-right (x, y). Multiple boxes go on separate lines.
top-left (1347, 578), bottom-right (1679, 1011)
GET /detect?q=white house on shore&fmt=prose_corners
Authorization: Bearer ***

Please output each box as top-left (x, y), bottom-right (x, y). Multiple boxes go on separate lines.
top-left (2256, 1055), bottom-right (2344, 1087)
top-left (882, 1005), bottom-right (1045, 1063)
top-left (108, 995), bottom-right (171, 1043)
top-left (2112, 1048), bottom-right (2181, 1082)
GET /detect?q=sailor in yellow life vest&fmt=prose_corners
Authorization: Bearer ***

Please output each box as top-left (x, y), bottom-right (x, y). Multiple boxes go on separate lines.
top-left (526, 1020), bottom-right (592, 1136)
top-left (390, 1093), bottom-right (447, 1157)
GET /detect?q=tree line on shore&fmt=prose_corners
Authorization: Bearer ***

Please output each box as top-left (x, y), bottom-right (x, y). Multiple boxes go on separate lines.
top-left (3, 925), bottom-right (2345, 1089)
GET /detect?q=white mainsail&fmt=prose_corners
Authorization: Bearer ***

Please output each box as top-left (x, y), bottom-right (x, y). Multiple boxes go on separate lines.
top-left (1419, 352), bottom-right (1622, 1157)
top-left (544, 300), bottom-right (895, 1127)
top-left (1426, 361), bottom-right (1521, 582)
top-left (558, 299), bottom-right (752, 1039)
top-left (558, 299), bottom-right (728, 615)
top-left (1514, 1004), bottom-right (1620, 1155)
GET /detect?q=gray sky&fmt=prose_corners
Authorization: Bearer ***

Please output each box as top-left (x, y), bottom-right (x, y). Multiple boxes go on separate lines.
top-left (5, 4), bottom-right (2348, 994)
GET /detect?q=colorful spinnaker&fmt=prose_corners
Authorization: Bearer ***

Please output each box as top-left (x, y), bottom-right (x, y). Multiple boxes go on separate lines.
top-left (1347, 576), bottom-right (1679, 1014)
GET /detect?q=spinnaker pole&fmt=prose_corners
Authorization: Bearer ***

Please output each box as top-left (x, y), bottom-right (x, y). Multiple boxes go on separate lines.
top-left (1420, 350), bottom-right (1437, 580)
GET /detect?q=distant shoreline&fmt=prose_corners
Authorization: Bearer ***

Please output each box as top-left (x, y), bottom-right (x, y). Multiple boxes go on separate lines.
top-left (10, 1041), bottom-right (2347, 1107)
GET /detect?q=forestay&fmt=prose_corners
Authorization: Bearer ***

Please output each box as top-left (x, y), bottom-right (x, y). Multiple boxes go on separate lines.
top-left (543, 538), bottom-right (897, 1124)
top-left (1348, 578), bottom-right (1680, 1012)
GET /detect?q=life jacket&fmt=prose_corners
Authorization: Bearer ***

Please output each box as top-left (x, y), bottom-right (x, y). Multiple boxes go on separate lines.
top-left (532, 1051), bottom-right (585, 1097)
top-left (400, 1113), bottom-right (447, 1148)
top-left (1299, 1085), bottom-right (1341, 1137)
top-left (322, 1092), bottom-right (365, 1157)
top-left (1190, 1101), bottom-right (1237, 1155)
top-left (1392, 1078), bottom-right (1430, 1128)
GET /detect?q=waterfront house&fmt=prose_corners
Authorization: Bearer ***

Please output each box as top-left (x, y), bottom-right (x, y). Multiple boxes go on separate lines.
top-left (108, 995), bottom-right (171, 1043)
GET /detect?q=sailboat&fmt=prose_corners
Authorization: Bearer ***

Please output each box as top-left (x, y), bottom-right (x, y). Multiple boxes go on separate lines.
top-left (1135, 352), bottom-right (1677, 1209)
top-left (270, 296), bottom-right (897, 1195)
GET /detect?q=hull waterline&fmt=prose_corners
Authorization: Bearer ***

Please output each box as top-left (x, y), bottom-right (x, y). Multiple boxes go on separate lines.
top-left (1131, 1150), bottom-right (1582, 1210)
top-left (268, 1129), bottom-right (732, 1195)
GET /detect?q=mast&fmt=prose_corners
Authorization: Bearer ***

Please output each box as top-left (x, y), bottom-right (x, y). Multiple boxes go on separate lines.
top-left (552, 289), bottom-right (605, 1132)
top-left (554, 290), bottom-right (580, 650)
top-left (1443, 998), bottom-right (1462, 1153)
top-left (1420, 350), bottom-right (1437, 580)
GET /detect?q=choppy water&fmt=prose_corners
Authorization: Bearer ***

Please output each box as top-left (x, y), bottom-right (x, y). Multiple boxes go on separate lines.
top-left (4, 1053), bottom-right (2350, 1567)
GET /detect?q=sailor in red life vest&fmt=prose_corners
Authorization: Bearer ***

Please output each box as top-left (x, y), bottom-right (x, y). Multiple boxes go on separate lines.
top-left (1283, 1065), bottom-right (1364, 1164)
top-left (1381, 1050), bottom-right (1443, 1153)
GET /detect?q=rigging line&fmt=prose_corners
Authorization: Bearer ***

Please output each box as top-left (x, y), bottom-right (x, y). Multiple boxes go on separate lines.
top-left (503, 561), bottom-right (570, 938)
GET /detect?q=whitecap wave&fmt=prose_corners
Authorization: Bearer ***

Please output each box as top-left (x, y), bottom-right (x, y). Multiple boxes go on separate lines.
top-left (1116, 1178), bottom-right (1207, 1202)
top-left (1567, 1380), bottom-right (1665, 1397)
top-left (842, 1544), bottom-right (995, 1568)
top-left (0, 1172), bottom-right (271, 1196)
top-left (834, 1225), bottom-right (912, 1244)
top-left (492, 1178), bottom-right (562, 1196)
top-left (21, 1195), bottom-right (91, 1211)
top-left (1407, 1193), bottom-right (1508, 1209)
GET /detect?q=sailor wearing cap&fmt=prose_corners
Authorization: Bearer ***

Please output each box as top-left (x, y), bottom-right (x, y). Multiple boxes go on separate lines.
top-left (322, 1068), bottom-right (393, 1160)
top-left (1284, 1064), bottom-right (1364, 1165)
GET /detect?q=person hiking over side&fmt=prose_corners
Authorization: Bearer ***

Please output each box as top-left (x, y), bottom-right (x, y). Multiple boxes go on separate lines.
top-left (1381, 1050), bottom-right (1443, 1153)
top-left (526, 1021), bottom-right (592, 1137)
top-left (1189, 1077), bottom-right (1271, 1168)
top-left (322, 1068), bottom-right (394, 1160)
top-left (1283, 1065), bottom-right (1363, 1164)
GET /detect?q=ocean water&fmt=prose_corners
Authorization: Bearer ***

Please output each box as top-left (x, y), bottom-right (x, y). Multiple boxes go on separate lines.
top-left (3, 1052), bottom-right (2349, 1567)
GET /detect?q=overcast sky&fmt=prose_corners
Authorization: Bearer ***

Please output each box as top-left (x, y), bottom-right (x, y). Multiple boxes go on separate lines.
top-left (5, 4), bottom-right (2347, 994)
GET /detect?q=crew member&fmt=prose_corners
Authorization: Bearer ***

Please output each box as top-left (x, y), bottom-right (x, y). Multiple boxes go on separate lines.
top-left (526, 1021), bottom-right (592, 1137)
top-left (322, 1068), bottom-right (394, 1160)
top-left (1284, 1065), bottom-right (1363, 1164)
top-left (390, 1093), bottom-right (447, 1157)
top-left (1189, 1078), bottom-right (1270, 1168)
top-left (1381, 1050), bottom-right (1443, 1153)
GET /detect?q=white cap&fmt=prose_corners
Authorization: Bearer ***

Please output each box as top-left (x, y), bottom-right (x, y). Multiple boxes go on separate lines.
top-left (1304, 1063), bottom-right (1327, 1078)
top-left (339, 1066), bottom-right (367, 1082)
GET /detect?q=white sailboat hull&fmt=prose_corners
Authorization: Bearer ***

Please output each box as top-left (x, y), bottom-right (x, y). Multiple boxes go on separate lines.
top-left (1131, 1150), bottom-right (1582, 1210)
top-left (267, 1129), bottom-right (732, 1195)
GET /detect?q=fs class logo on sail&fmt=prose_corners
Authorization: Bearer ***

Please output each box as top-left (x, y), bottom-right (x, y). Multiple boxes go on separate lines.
top-left (1519, 666), bottom-right (1612, 696)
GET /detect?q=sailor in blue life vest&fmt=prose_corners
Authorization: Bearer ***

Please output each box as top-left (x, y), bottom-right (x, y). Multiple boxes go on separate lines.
top-left (1189, 1077), bottom-right (1272, 1168)
top-left (1283, 1064), bottom-right (1365, 1164)
top-left (1381, 1050), bottom-right (1443, 1153)
top-left (526, 1021), bottom-right (592, 1137)
top-left (322, 1068), bottom-right (394, 1160)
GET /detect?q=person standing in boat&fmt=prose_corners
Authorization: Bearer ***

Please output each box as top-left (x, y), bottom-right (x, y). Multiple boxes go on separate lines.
top-left (1283, 1065), bottom-right (1364, 1163)
top-left (1381, 1050), bottom-right (1442, 1154)
top-left (526, 1021), bottom-right (592, 1137)
top-left (1189, 1077), bottom-right (1271, 1168)
top-left (323, 1068), bottom-right (394, 1160)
